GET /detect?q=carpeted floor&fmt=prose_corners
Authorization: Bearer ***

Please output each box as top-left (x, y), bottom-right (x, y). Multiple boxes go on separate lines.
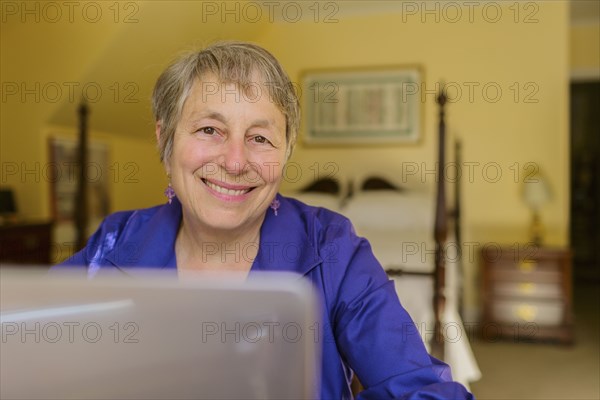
top-left (469, 281), bottom-right (600, 400)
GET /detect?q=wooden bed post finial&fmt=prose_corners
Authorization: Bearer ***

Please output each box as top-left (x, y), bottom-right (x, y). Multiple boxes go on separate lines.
top-left (74, 100), bottom-right (89, 251)
top-left (432, 85), bottom-right (448, 360)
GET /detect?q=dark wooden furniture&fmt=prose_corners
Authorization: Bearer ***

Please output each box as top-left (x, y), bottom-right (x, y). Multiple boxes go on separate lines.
top-left (75, 101), bottom-right (90, 251)
top-left (432, 89), bottom-right (449, 358)
top-left (0, 221), bottom-right (54, 265)
top-left (481, 245), bottom-right (573, 344)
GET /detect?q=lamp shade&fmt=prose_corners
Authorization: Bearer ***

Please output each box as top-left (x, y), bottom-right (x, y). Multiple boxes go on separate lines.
top-left (522, 177), bottom-right (551, 210)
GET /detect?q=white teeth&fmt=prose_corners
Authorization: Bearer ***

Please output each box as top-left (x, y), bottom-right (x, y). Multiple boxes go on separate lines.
top-left (205, 180), bottom-right (250, 196)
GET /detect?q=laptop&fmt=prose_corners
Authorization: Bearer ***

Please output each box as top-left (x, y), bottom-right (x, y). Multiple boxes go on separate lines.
top-left (0, 268), bottom-right (320, 399)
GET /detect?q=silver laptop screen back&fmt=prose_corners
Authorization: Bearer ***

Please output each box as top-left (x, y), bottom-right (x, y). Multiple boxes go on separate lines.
top-left (1, 270), bottom-right (320, 399)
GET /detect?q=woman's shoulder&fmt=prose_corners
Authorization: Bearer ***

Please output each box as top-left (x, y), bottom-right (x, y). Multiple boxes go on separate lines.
top-left (91, 202), bottom-right (180, 249)
top-left (56, 202), bottom-right (178, 268)
top-left (279, 195), bottom-right (363, 257)
top-left (101, 203), bottom-right (170, 228)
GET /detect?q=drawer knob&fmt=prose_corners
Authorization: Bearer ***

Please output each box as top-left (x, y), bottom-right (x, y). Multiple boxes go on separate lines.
top-left (519, 260), bottom-right (537, 273)
top-left (515, 304), bottom-right (538, 322)
top-left (519, 282), bottom-right (536, 294)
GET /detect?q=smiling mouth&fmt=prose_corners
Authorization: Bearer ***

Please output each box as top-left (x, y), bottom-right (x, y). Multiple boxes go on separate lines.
top-left (202, 179), bottom-right (255, 196)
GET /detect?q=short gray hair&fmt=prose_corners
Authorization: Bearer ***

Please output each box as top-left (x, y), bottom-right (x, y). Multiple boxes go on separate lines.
top-left (152, 41), bottom-right (300, 162)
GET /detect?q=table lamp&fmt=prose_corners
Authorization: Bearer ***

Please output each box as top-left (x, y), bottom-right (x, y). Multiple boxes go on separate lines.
top-left (522, 175), bottom-right (551, 246)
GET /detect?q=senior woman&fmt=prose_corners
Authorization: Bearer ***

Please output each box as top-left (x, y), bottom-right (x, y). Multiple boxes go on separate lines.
top-left (59, 41), bottom-right (473, 399)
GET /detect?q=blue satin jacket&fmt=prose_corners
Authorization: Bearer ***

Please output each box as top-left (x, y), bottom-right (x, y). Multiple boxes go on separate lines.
top-left (59, 194), bottom-right (473, 400)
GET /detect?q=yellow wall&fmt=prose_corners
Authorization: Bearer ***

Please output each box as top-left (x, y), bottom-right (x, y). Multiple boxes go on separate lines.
top-left (570, 23), bottom-right (600, 73)
top-left (0, 8), bottom-right (126, 219)
top-left (257, 2), bottom-right (570, 314)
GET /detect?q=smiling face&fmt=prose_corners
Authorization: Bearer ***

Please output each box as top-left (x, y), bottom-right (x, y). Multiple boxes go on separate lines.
top-left (163, 73), bottom-right (288, 236)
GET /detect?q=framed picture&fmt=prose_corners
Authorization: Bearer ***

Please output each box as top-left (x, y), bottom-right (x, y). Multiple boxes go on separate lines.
top-left (301, 66), bottom-right (422, 144)
top-left (48, 137), bottom-right (110, 224)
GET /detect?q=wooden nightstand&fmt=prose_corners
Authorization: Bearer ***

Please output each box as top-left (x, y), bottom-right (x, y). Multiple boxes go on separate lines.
top-left (0, 221), bottom-right (54, 265)
top-left (481, 245), bottom-right (573, 344)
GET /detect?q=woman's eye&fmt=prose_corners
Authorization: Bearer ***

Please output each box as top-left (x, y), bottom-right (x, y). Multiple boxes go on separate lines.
top-left (253, 135), bottom-right (269, 144)
top-left (199, 127), bottom-right (216, 135)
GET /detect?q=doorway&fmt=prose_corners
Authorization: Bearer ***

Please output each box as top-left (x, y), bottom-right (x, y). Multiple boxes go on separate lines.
top-left (570, 80), bottom-right (600, 281)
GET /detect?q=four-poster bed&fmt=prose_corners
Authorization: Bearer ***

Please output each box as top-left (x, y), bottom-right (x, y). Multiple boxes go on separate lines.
top-left (293, 89), bottom-right (480, 387)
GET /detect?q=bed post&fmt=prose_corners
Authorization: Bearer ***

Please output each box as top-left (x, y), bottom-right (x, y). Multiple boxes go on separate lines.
top-left (432, 88), bottom-right (448, 360)
top-left (74, 101), bottom-right (89, 251)
top-left (455, 139), bottom-right (464, 317)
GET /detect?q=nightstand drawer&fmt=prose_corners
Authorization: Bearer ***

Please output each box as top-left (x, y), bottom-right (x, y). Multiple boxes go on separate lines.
top-left (491, 299), bottom-right (564, 326)
top-left (0, 222), bottom-right (53, 265)
top-left (490, 268), bottom-right (561, 283)
top-left (488, 257), bottom-right (561, 273)
top-left (492, 282), bottom-right (562, 299)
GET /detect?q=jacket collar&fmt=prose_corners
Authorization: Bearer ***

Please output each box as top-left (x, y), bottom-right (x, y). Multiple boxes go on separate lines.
top-left (104, 197), bottom-right (182, 270)
top-left (252, 194), bottom-right (322, 276)
top-left (105, 195), bottom-right (322, 277)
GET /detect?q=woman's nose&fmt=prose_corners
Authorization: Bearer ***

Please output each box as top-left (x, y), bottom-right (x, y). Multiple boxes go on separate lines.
top-left (220, 138), bottom-right (249, 175)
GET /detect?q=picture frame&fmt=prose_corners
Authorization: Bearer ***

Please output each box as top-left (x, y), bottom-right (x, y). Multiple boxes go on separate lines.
top-left (301, 66), bottom-right (423, 144)
top-left (48, 137), bottom-right (110, 224)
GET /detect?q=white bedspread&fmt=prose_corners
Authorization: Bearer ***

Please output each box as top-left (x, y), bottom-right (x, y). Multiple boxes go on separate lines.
top-left (353, 227), bottom-right (436, 273)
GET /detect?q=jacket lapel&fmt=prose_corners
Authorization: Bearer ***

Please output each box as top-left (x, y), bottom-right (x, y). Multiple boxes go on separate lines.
top-left (104, 199), bottom-right (181, 269)
top-left (252, 195), bottom-right (322, 276)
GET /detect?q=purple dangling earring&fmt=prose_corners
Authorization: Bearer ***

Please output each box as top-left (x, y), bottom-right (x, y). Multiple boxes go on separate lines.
top-left (164, 178), bottom-right (175, 204)
top-left (270, 198), bottom-right (280, 216)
